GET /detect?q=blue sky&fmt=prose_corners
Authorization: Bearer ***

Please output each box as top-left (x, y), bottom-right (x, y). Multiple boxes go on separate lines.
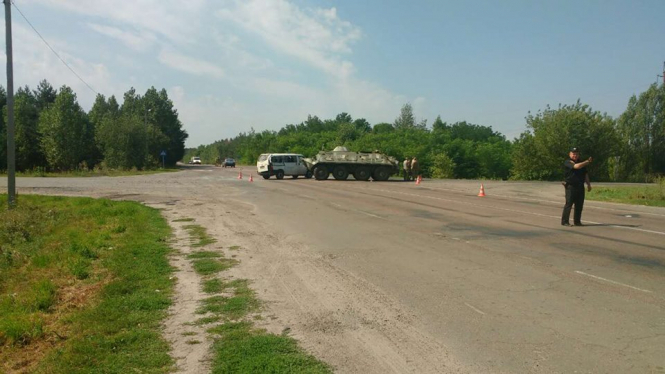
top-left (2, 0), bottom-right (664, 147)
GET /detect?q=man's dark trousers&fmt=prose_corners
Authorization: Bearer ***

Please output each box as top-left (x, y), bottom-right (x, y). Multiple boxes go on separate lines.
top-left (562, 184), bottom-right (585, 225)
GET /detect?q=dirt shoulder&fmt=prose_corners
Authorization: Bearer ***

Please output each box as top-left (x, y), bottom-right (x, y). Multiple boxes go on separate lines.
top-left (7, 170), bottom-right (467, 373)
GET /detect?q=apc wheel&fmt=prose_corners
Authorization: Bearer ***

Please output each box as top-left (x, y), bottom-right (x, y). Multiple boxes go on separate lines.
top-left (262, 173), bottom-right (271, 180)
top-left (372, 167), bottom-right (390, 181)
top-left (276, 170), bottom-right (285, 180)
top-left (354, 167), bottom-right (371, 181)
top-left (292, 175), bottom-right (298, 179)
top-left (332, 166), bottom-right (349, 180)
top-left (314, 166), bottom-right (329, 180)
top-left (305, 171), bottom-right (313, 179)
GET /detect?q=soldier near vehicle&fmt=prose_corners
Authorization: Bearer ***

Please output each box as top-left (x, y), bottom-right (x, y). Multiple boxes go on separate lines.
top-left (403, 158), bottom-right (412, 181)
top-left (561, 147), bottom-right (592, 227)
top-left (410, 157), bottom-right (420, 181)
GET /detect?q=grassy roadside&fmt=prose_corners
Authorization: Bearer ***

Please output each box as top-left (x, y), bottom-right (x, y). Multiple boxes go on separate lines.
top-left (0, 194), bottom-right (174, 373)
top-left (587, 179), bottom-right (665, 207)
top-left (0, 167), bottom-right (180, 178)
top-left (181, 223), bottom-right (331, 373)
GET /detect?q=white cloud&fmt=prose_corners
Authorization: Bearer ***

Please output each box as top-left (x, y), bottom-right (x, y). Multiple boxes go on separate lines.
top-left (14, 0), bottom-right (421, 147)
top-left (29, 0), bottom-right (206, 45)
top-left (87, 23), bottom-right (155, 51)
top-left (158, 49), bottom-right (225, 79)
top-left (0, 24), bottom-right (119, 109)
top-left (217, 0), bottom-right (361, 79)
top-left (213, 32), bottom-right (274, 71)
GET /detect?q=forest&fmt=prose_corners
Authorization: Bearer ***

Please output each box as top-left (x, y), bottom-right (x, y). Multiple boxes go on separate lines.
top-left (184, 83), bottom-right (665, 182)
top-left (0, 80), bottom-right (188, 172)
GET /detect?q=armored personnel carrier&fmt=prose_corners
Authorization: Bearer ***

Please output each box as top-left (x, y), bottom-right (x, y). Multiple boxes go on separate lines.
top-left (301, 146), bottom-right (399, 181)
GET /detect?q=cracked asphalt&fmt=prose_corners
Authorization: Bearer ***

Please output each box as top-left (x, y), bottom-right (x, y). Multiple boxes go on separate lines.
top-left (4, 166), bottom-right (665, 373)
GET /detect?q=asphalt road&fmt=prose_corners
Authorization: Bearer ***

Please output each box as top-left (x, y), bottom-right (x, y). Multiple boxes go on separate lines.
top-left (5, 166), bottom-right (665, 373)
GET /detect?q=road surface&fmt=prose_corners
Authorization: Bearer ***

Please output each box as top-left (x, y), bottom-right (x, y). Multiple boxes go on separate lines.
top-left (5, 165), bottom-right (665, 373)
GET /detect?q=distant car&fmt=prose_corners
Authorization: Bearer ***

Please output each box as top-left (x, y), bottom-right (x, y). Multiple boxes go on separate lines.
top-left (223, 158), bottom-right (236, 168)
top-left (191, 157), bottom-right (201, 165)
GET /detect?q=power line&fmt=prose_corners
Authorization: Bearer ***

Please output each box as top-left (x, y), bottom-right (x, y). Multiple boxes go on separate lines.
top-left (10, 0), bottom-right (98, 95)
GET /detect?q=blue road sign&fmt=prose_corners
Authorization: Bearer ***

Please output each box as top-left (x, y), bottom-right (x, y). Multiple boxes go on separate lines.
top-left (160, 150), bottom-right (167, 157)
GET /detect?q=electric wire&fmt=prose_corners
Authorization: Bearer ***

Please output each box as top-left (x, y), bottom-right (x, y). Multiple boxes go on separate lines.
top-left (10, 0), bottom-right (98, 95)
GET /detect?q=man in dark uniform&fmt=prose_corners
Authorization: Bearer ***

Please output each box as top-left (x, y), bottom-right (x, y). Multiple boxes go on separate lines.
top-left (561, 147), bottom-right (592, 226)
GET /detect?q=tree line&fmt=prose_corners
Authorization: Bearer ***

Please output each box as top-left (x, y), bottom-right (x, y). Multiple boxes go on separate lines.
top-left (0, 80), bottom-right (188, 172)
top-left (185, 83), bottom-right (664, 182)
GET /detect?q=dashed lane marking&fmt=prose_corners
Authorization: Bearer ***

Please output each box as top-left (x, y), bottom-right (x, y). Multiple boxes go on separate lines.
top-left (366, 187), bottom-right (665, 237)
top-left (575, 271), bottom-right (653, 293)
top-left (357, 210), bottom-right (384, 219)
top-left (464, 302), bottom-right (486, 315)
top-left (416, 185), bottom-right (665, 218)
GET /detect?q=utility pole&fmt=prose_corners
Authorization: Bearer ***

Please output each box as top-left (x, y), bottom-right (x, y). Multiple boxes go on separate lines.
top-left (4, 0), bottom-right (16, 208)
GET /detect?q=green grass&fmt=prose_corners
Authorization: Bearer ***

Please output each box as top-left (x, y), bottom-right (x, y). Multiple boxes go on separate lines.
top-left (172, 218), bottom-right (195, 222)
top-left (194, 316), bottom-right (222, 326)
top-left (183, 230), bottom-right (331, 373)
top-left (187, 251), bottom-right (222, 259)
top-left (203, 278), bottom-right (226, 294)
top-left (183, 224), bottom-right (217, 247)
top-left (587, 179), bottom-right (665, 207)
top-left (1, 167), bottom-right (180, 178)
top-left (0, 194), bottom-right (175, 373)
top-left (229, 245), bottom-right (241, 250)
top-left (191, 258), bottom-right (237, 276)
top-left (208, 322), bottom-right (331, 374)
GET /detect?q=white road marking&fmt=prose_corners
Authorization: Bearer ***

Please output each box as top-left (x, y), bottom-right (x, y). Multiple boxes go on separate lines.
top-left (420, 185), bottom-right (665, 218)
top-left (464, 302), bottom-right (486, 315)
top-left (574, 271), bottom-right (653, 293)
top-left (330, 202), bottom-right (384, 219)
top-left (357, 210), bottom-right (384, 219)
top-left (365, 187), bottom-right (665, 237)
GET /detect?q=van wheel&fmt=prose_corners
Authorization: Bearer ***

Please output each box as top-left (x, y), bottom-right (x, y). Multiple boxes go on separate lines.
top-left (372, 167), bottom-right (390, 181)
top-left (276, 170), bottom-right (285, 180)
top-left (314, 166), bottom-right (329, 180)
top-left (292, 175), bottom-right (298, 179)
top-left (305, 171), bottom-right (313, 179)
top-left (262, 173), bottom-right (270, 180)
top-left (332, 166), bottom-right (349, 180)
top-left (354, 167), bottom-right (371, 181)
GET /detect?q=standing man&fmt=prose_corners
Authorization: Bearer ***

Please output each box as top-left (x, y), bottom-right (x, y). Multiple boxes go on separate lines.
top-left (403, 157), bottom-right (411, 181)
top-left (561, 147), bottom-right (592, 226)
top-left (410, 157), bottom-right (420, 181)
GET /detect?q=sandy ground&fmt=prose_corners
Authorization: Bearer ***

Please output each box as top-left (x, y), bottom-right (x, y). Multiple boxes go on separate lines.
top-left (4, 166), bottom-right (665, 373)
top-left (158, 209), bottom-right (214, 374)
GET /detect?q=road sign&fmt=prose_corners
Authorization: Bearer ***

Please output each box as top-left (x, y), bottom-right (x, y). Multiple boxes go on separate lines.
top-left (160, 150), bottom-right (166, 169)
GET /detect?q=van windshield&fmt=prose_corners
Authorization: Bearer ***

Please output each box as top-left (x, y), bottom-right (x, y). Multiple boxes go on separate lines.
top-left (258, 154), bottom-right (268, 162)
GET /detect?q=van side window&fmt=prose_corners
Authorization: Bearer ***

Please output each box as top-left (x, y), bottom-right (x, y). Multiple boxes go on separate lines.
top-left (272, 156), bottom-right (283, 163)
top-left (285, 156), bottom-right (296, 163)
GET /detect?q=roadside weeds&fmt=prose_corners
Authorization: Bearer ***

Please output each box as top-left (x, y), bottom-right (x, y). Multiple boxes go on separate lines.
top-left (173, 218), bottom-right (332, 373)
top-left (588, 180), bottom-right (665, 207)
top-left (0, 194), bottom-right (175, 373)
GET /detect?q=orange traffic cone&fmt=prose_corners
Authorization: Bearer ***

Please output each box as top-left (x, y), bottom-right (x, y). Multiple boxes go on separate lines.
top-left (238, 171), bottom-right (243, 180)
top-left (415, 175), bottom-right (421, 185)
top-left (248, 174), bottom-right (253, 182)
top-left (478, 183), bottom-right (486, 197)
